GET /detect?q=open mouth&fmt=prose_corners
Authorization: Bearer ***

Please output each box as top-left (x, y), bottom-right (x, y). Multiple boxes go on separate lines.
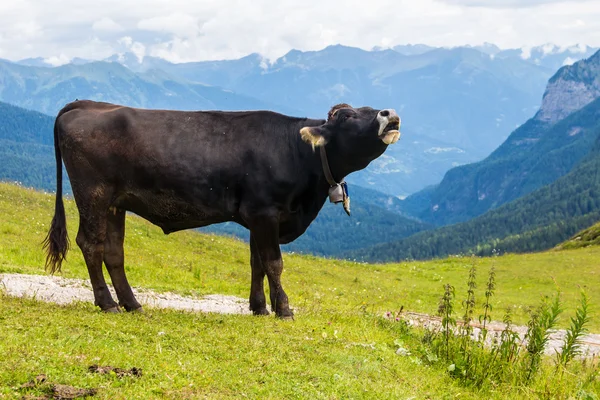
top-left (383, 123), bottom-right (400, 133)
top-left (379, 117), bottom-right (401, 145)
top-left (383, 117), bottom-right (400, 133)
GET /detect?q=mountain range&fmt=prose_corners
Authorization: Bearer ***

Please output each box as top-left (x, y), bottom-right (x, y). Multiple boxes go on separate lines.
top-left (405, 50), bottom-right (600, 226)
top-left (350, 50), bottom-right (600, 262)
top-left (0, 60), bottom-right (290, 116)
top-left (3, 43), bottom-right (595, 197)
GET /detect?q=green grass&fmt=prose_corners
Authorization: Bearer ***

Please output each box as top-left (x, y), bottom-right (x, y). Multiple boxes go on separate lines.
top-left (558, 220), bottom-right (600, 250)
top-left (1, 182), bottom-right (599, 398)
top-left (1, 295), bottom-right (472, 399)
top-left (1, 182), bottom-right (598, 330)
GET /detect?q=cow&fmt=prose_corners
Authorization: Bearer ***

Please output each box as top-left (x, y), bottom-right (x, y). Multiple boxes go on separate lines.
top-left (44, 100), bottom-right (401, 318)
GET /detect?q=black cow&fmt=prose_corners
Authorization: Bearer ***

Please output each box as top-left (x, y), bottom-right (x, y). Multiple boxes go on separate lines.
top-left (44, 100), bottom-right (401, 318)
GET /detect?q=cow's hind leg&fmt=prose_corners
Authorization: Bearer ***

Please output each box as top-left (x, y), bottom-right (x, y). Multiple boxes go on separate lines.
top-left (75, 196), bottom-right (119, 312)
top-left (249, 234), bottom-right (269, 315)
top-left (104, 207), bottom-right (142, 312)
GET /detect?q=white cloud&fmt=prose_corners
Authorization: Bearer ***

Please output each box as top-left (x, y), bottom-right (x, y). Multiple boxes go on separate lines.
top-left (118, 36), bottom-right (133, 47)
top-left (0, 0), bottom-right (599, 63)
top-left (541, 43), bottom-right (557, 55)
top-left (137, 13), bottom-right (201, 38)
top-left (130, 41), bottom-right (146, 62)
top-left (440, 0), bottom-right (579, 7)
top-left (259, 56), bottom-right (270, 70)
top-left (562, 56), bottom-right (576, 66)
top-left (568, 19), bottom-right (585, 28)
top-left (44, 53), bottom-right (71, 66)
top-left (92, 17), bottom-right (123, 32)
top-left (118, 36), bottom-right (146, 62)
top-left (569, 43), bottom-right (588, 53)
top-left (4, 21), bottom-right (44, 42)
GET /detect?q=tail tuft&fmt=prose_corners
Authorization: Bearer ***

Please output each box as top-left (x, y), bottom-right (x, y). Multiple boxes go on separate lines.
top-left (43, 197), bottom-right (70, 274)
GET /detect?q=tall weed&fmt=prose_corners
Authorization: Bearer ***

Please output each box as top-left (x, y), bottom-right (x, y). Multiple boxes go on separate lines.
top-left (421, 267), bottom-right (596, 395)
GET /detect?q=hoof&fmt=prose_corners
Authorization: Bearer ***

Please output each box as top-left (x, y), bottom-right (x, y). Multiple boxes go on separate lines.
top-left (122, 303), bottom-right (143, 313)
top-left (103, 306), bottom-right (121, 313)
top-left (276, 310), bottom-right (295, 320)
top-left (252, 308), bottom-right (270, 316)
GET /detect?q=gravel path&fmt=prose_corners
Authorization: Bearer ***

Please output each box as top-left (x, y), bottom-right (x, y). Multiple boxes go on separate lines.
top-left (0, 273), bottom-right (250, 315)
top-left (2, 273), bottom-right (600, 357)
top-left (400, 311), bottom-right (600, 357)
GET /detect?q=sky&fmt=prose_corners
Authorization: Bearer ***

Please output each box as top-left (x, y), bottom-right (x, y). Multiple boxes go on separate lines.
top-left (0, 0), bottom-right (599, 64)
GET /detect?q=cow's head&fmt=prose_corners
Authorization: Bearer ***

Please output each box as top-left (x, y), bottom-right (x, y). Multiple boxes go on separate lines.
top-left (300, 104), bottom-right (401, 153)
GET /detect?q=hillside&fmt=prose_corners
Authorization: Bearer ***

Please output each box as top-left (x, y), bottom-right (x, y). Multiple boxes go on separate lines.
top-left (0, 101), bottom-right (427, 256)
top-left (556, 220), bottom-right (600, 250)
top-left (405, 50), bottom-right (600, 226)
top-left (0, 102), bottom-right (63, 192)
top-left (348, 133), bottom-right (600, 262)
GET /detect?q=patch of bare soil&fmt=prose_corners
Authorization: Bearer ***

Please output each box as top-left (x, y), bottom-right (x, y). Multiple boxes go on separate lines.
top-left (17, 366), bottom-right (142, 399)
top-left (19, 374), bottom-right (97, 399)
top-left (88, 365), bottom-right (142, 378)
top-left (0, 273), bottom-right (251, 315)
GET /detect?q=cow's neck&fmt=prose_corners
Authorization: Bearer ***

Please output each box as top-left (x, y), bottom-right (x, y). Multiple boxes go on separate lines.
top-left (318, 145), bottom-right (375, 184)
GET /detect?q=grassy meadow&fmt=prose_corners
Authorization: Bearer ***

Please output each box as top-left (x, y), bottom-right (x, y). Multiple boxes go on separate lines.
top-left (0, 182), bottom-right (599, 399)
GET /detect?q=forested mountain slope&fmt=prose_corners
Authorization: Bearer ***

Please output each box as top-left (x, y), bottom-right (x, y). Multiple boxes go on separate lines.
top-left (348, 131), bottom-right (600, 262)
top-left (0, 102), bottom-right (59, 192)
top-left (404, 50), bottom-right (600, 226)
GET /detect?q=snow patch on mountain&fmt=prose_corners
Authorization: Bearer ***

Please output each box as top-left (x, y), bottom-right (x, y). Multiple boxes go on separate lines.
top-left (424, 147), bottom-right (465, 154)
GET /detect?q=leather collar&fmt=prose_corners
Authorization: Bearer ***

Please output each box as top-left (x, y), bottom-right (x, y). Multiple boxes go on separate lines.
top-left (319, 146), bottom-right (351, 216)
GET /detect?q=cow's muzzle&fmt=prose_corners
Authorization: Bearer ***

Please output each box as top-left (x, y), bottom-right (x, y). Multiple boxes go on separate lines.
top-left (377, 109), bottom-right (401, 145)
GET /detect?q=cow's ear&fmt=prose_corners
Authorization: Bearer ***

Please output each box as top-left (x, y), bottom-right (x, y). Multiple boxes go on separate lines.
top-left (300, 126), bottom-right (328, 150)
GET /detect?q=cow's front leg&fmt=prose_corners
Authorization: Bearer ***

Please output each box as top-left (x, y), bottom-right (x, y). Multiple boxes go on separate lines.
top-left (249, 234), bottom-right (269, 315)
top-left (246, 215), bottom-right (293, 319)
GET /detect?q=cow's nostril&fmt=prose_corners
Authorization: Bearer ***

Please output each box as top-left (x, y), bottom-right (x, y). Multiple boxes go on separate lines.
top-left (380, 110), bottom-right (390, 117)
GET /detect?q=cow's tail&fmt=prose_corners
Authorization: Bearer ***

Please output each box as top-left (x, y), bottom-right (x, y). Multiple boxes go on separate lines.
top-left (43, 106), bottom-right (72, 274)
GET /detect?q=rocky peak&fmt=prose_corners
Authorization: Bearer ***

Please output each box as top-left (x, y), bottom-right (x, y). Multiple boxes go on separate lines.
top-left (535, 50), bottom-right (600, 123)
